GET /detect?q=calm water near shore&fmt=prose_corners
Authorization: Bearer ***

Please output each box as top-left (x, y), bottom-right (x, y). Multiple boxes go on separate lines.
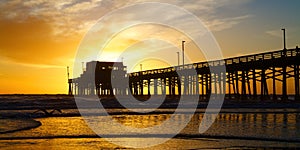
top-left (1, 95), bottom-right (300, 149)
top-left (1, 110), bottom-right (300, 149)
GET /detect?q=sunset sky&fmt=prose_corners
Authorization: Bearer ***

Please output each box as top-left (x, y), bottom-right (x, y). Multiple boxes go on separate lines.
top-left (0, 0), bottom-right (300, 94)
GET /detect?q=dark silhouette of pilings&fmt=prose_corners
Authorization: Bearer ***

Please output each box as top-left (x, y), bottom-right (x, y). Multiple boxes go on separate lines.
top-left (71, 48), bottom-right (300, 101)
top-left (68, 79), bottom-right (73, 95)
top-left (295, 46), bottom-right (300, 100)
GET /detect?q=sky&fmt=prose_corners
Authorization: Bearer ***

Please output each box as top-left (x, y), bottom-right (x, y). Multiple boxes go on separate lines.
top-left (0, 0), bottom-right (299, 94)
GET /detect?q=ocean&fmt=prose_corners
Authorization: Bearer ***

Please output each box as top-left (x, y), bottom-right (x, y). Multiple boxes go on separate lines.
top-left (1, 95), bottom-right (300, 149)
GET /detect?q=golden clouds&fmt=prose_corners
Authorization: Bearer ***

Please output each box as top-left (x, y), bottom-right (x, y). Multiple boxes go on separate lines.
top-left (0, 17), bottom-right (79, 65)
top-left (0, 17), bottom-right (79, 94)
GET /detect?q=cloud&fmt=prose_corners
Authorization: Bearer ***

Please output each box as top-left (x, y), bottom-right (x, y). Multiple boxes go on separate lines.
top-left (20, 63), bottom-right (65, 69)
top-left (266, 29), bottom-right (282, 38)
top-left (0, 16), bottom-right (78, 65)
top-left (206, 15), bottom-right (252, 31)
top-left (0, 0), bottom-right (254, 68)
top-left (0, 55), bottom-right (65, 69)
top-left (0, 0), bottom-right (253, 37)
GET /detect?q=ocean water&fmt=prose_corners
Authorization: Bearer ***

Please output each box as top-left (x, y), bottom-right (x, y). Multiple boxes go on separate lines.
top-left (1, 95), bottom-right (300, 149)
top-left (1, 111), bottom-right (300, 149)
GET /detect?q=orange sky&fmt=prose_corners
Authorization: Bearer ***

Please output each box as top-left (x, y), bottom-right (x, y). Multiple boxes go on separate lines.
top-left (0, 0), bottom-right (299, 94)
top-left (0, 17), bottom-right (79, 94)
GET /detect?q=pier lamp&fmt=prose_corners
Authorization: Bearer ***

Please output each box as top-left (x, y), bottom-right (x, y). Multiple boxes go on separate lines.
top-left (177, 52), bottom-right (180, 66)
top-left (182, 41), bottom-right (185, 66)
top-left (281, 28), bottom-right (286, 50)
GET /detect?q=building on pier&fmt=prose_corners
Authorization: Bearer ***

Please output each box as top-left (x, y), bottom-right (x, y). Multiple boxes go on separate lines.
top-left (70, 61), bottom-right (127, 96)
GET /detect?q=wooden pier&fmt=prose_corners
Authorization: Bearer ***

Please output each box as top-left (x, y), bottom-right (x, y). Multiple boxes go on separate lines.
top-left (70, 47), bottom-right (300, 101)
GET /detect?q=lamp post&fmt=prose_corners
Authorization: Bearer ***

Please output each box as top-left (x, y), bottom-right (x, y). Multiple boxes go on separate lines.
top-left (81, 62), bottom-right (85, 72)
top-left (140, 64), bottom-right (142, 71)
top-left (67, 66), bottom-right (72, 95)
top-left (177, 52), bottom-right (180, 66)
top-left (282, 28), bottom-right (286, 50)
top-left (182, 41), bottom-right (185, 66)
top-left (67, 66), bottom-right (70, 80)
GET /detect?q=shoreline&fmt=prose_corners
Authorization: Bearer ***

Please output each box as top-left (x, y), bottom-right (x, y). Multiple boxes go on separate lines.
top-left (1, 94), bottom-right (300, 119)
top-left (1, 107), bottom-right (300, 119)
top-left (1, 94), bottom-right (300, 109)
top-left (0, 118), bottom-right (41, 134)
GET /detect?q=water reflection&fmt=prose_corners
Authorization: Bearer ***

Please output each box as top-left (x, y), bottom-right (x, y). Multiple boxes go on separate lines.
top-left (107, 111), bottom-right (300, 141)
top-left (1, 110), bottom-right (300, 148)
top-left (113, 114), bottom-right (171, 128)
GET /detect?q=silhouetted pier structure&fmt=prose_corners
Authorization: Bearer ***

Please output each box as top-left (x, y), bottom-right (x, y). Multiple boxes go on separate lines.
top-left (70, 61), bottom-right (127, 96)
top-left (69, 47), bottom-right (300, 101)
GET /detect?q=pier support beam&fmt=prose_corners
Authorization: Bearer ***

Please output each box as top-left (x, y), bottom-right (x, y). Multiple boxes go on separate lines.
top-left (177, 77), bottom-right (181, 96)
top-left (201, 74), bottom-right (204, 99)
top-left (154, 79), bottom-right (158, 95)
top-left (241, 70), bottom-right (246, 99)
top-left (228, 72), bottom-right (232, 99)
top-left (260, 69), bottom-right (269, 100)
top-left (272, 66), bottom-right (277, 100)
top-left (235, 71), bottom-right (240, 99)
top-left (148, 79), bottom-right (151, 96)
top-left (196, 75), bottom-right (199, 95)
top-left (140, 80), bottom-right (143, 96)
top-left (246, 71), bottom-right (251, 98)
top-left (168, 77), bottom-right (171, 95)
top-left (282, 65), bottom-right (288, 100)
top-left (295, 64), bottom-right (299, 100)
top-left (252, 69), bottom-right (257, 100)
top-left (172, 77), bottom-right (176, 96)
